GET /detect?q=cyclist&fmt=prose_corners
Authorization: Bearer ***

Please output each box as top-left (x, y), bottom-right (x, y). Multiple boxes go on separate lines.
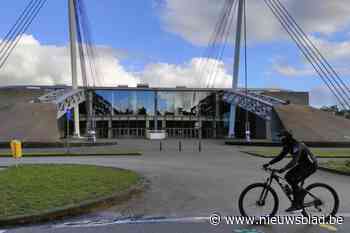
top-left (263, 130), bottom-right (318, 213)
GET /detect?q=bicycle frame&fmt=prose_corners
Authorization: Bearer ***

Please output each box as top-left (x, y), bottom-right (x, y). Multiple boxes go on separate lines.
top-left (260, 169), bottom-right (322, 208)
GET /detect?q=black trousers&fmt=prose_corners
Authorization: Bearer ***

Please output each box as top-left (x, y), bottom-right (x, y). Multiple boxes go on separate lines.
top-left (285, 164), bottom-right (317, 205)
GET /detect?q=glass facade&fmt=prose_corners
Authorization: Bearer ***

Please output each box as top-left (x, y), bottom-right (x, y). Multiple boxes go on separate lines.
top-left (92, 90), bottom-right (223, 118)
top-left (83, 89), bottom-right (232, 138)
top-left (158, 91), bottom-right (195, 116)
top-left (93, 90), bottom-right (155, 116)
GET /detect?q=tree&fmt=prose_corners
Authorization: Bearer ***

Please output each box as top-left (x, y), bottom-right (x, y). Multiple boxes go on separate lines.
top-left (320, 105), bottom-right (350, 119)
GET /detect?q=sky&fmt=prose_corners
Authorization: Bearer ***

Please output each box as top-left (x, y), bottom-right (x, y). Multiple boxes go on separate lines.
top-left (0, 0), bottom-right (350, 107)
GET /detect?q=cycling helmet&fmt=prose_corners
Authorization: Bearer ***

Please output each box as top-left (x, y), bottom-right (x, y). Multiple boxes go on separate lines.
top-left (277, 130), bottom-right (295, 146)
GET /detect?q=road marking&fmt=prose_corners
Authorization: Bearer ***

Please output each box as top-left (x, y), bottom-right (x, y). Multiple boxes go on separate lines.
top-left (53, 214), bottom-right (350, 229)
top-left (234, 229), bottom-right (265, 233)
top-left (0, 230), bottom-right (7, 233)
top-left (338, 213), bottom-right (350, 218)
top-left (319, 224), bottom-right (337, 232)
top-left (53, 217), bottom-right (210, 228)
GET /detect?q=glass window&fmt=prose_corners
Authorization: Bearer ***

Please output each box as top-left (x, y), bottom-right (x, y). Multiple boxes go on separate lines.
top-left (112, 90), bottom-right (155, 116)
top-left (157, 91), bottom-right (217, 117)
top-left (157, 91), bottom-right (197, 116)
top-left (91, 89), bottom-right (219, 118)
top-left (93, 90), bottom-right (112, 116)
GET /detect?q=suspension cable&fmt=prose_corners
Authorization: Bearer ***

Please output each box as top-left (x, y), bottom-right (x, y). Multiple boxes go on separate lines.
top-left (264, 0), bottom-right (349, 109)
top-left (0, 0), bottom-right (37, 58)
top-left (198, 0), bottom-right (235, 87)
top-left (0, 0), bottom-right (47, 70)
top-left (270, 0), bottom-right (350, 104)
top-left (76, 0), bottom-right (102, 87)
top-left (206, 0), bottom-right (238, 88)
top-left (273, 0), bottom-right (350, 96)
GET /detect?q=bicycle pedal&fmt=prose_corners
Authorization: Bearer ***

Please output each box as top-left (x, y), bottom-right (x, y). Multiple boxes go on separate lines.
top-left (288, 209), bottom-right (303, 214)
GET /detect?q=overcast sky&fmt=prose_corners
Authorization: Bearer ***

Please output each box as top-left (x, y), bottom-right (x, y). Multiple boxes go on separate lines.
top-left (0, 0), bottom-right (350, 107)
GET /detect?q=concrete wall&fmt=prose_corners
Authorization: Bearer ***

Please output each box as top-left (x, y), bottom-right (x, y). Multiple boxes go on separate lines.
top-left (0, 87), bottom-right (46, 107)
top-left (0, 103), bottom-right (60, 142)
top-left (275, 104), bottom-right (350, 142)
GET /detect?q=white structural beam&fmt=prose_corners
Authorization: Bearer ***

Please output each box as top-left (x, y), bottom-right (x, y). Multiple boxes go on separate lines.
top-left (228, 0), bottom-right (244, 137)
top-left (68, 0), bottom-right (81, 137)
top-left (38, 89), bottom-right (86, 119)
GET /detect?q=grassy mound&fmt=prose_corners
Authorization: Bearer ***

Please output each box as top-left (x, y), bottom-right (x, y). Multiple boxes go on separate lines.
top-left (320, 160), bottom-right (350, 174)
top-left (0, 164), bottom-right (141, 219)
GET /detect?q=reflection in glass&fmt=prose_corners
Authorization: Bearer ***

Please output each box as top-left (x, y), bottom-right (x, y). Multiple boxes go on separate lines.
top-left (157, 91), bottom-right (215, 117)
top-left (93, 90), bottom-right (112, 116)
top-left (92, 90), bottom-right (218, 118)
top-left (112, 91), bottom-right (155, 115)
top-left (158, 92), bottom-right (196, 116)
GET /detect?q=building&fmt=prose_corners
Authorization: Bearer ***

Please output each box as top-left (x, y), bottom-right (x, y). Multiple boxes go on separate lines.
top-left (73, 86), bottom-right (309, 139)
top-left (2, 85), bottom-right (350, 142)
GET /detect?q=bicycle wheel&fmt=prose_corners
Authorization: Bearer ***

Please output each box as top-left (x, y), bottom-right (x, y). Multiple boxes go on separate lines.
top-left (302, 183), bottom-right (339, 219)
top-left (238, 183), bottom-right (279, 217)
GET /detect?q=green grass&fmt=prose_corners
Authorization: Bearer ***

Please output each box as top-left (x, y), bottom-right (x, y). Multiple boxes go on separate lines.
top-left (243, 147), bottom-right (350, 158)
top-left (320, 160), bottom-right (350, 174)
top-left (0, 164), bottom-right (141, 219)
top-left (0, 151), bottom-right (142, 157)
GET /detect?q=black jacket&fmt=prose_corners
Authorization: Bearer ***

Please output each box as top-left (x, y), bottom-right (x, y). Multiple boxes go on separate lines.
top-left (269, 142), bottom-right (318, 171)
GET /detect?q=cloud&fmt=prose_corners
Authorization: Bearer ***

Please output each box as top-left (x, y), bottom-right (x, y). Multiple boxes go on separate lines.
top-left (273, 63), bottom-right (314, 77)
top-left (141, 58), bottom-right (232, 88)
top-left (2, 35), bottom-right (347, 108)
top-left (0, 34), bottom-right (139, 87)
top-left (272, 36), bottom-right (350, 78)
top-left (0, 34), bottom-right (232, 89)
top-left (310, 86), bottom-right (338, 107)
top-left (310, 36), bottom-right (350, 61)
top-left (158, 0), bottom-right (350, 46)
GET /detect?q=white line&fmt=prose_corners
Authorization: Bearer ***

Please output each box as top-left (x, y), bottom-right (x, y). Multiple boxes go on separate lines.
top-left (53, 214), bottom-right (350, 229)
top-left (338, 213), bottom-right (350, 218)
top-left (0, 230), bottom-right (7, 233)
top-left (53, 217), bottom-right (210, 228)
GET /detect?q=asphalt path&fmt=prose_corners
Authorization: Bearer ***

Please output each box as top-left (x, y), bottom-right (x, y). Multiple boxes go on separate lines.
top-left (0, 139), bottom-right (349, 232)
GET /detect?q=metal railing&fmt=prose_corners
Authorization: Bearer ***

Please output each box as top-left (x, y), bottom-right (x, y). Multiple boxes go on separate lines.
top-left (112, 128), bottom-right (145, 138)
top-left (166, 128), bottom-right (199, 138)
top-left (94, 127), bottom-right (225, 139)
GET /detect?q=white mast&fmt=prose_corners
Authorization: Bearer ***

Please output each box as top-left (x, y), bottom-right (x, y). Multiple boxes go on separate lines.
top-left (68, 0), bottom-right (81, 137)
top-left (228, 0), bottom-right (244, 138)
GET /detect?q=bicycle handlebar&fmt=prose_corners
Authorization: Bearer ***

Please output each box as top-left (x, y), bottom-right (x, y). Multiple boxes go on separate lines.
top-left (263, 166), bottom-right (279, 173)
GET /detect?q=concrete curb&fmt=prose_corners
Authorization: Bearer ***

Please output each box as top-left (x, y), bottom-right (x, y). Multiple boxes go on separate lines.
top-left (226, 141), bottom-right (281, 147)
top-left (0, 175), bottom-right (147, 227)
top-left (0, 141), bottom-right (118, 149)
top-left (318, 166), bottom-right (350, 176)
top-left (226, 141), bottom-right (350, 148)
top-left (0, 152), bottom-right (142, 157)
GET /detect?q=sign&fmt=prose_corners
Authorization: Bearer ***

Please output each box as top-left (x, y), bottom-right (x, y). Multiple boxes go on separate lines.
top-left (66, 109), bottom-right (72, 120)
top-left (10, 140), bottom-right (22, 159)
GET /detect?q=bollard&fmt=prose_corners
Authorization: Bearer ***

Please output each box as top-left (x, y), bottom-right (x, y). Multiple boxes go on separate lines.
top-left (160, 141), bottom-right (162, 151)
top-left (179, 141), bottom-right (182, 152)
top-left (198, 140), bottom-right (202, 152)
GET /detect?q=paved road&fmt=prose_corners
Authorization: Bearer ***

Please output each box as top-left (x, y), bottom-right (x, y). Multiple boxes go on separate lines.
top-left (3, 219), bottom-right (349, 233)
top-left (0, 139), bottom-right (349, 232)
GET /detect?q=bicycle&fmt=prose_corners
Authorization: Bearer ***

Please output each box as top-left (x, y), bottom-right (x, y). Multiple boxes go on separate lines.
top-left (238, 167), bottom-right (339, 219)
